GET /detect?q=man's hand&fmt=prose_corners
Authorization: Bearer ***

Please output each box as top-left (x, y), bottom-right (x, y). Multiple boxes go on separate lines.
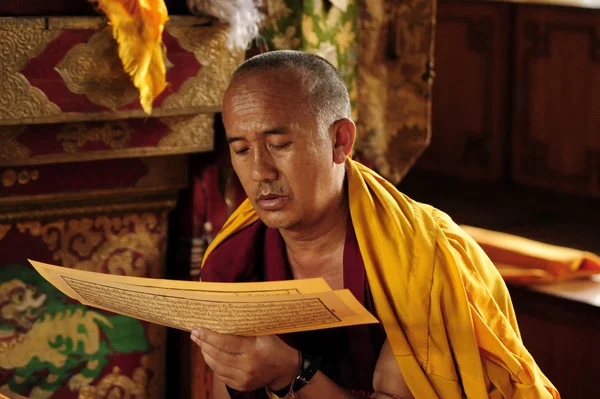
top-left (191, 328), bottom-right (299, 392)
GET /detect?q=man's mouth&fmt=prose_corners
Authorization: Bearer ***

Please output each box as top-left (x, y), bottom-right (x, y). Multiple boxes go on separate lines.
top-left (256, 194), bottom-right (288, 211)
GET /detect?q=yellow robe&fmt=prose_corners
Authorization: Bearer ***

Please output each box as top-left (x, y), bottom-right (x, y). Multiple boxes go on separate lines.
top-left (202, 158), bottom-right (560, 399)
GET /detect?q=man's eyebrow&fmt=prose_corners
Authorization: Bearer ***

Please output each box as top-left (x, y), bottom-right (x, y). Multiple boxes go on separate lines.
top-left (226, 136), bottom-right (243, 144)
top-left (226, 127), bottom-right (289, 144)
top-left (261, 127), bottom-right (288, 135)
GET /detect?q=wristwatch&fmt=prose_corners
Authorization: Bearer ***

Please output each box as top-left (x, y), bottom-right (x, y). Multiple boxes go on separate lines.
top-left (270, 352), bottom-right (322, 398)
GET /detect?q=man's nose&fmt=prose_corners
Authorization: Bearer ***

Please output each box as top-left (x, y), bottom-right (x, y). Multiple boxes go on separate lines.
top-left (251, 149), bottom-right (278, 182)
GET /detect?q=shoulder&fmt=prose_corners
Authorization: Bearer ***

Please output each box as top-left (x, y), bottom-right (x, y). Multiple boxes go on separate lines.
top-left (403, 196), bottom-right (483, 256)
top-left (396, 195), bottom-right (507, 291)
top-left (411, 200), bottom-right (513, 313)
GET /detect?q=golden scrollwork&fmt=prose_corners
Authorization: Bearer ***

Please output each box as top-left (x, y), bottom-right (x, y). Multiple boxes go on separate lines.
top-left (0, 18), bottom-right (46, 30)
top-left (0, 25), bottom-right (61, 122)
top-left (16, 213), bottom-right (168, 278)
top-left (0, 126), bottom-right (31, 164)
top-left (0, 17), bottom-right (238, 124)
top-left (75, 325), bottom-right (166, 399)
top-left (1, 167), bottom-right (39, 187)
top-left (1, 169), bottom-right (17, 188)
top-left (47, 17), bottom-right (107, 31)
top-left (357, 0), bottom-right (434, 184)
top-left (145, 324), bottom-right (166, 399)
top-left (57, 121), bottom-right (132, 152)
top-left (162, 23), bottom-right (245, 111)
top-left (78, 363), bottom-right (148, 399)
top-left (0, 199), bottom-right (176, 224)
top-left (0, 225), bottom-right (11, 241)
top-left (157, 114), bottom-right (214, 151)
top-left (17, 169), bottom-right (30, 185)
top-left (55, 28), bottom-right (139, 111)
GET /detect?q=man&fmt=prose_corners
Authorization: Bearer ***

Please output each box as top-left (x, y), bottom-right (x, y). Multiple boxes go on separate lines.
top-left (191, 50), bottom-right (559, 399)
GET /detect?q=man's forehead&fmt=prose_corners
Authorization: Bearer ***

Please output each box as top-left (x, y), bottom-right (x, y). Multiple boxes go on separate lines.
top-left (226, 73), bottom-right (298, 102)
top-left (225, 85), bottom-right (294, 114)
top-left (224, 77), bottom-right (310, 126)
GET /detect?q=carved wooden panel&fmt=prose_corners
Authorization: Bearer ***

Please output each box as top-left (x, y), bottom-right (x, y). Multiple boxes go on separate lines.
top-left (0, 16), bottom-right (244, 125)
top-left (0, 212), bottom-right (169, 399)
top-left (510, 286), bottom-right (600, 399)
top-left (0, 153), bottom-right (183, 398)
top-left (0, 156), bottom-right (187, 223)
top-left (0, 0), bottom-right (189, 16)
top-left (513, 6), bottom-right (600, 196)
top-left (0, 114), bottom-right (214, 167)
top-left (417, 1), bottom-right (510, 180)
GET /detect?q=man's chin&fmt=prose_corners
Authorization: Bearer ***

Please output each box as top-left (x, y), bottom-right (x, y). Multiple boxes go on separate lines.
top-left (256, 211), bottom-right (298, 230)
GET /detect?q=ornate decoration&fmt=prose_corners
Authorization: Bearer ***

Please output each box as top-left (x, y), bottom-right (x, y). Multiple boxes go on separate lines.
top-left (46, 17), bottom-right (107, 31)
top-left (357, 0), bottom-right (435, 183)
top-left (0, 212), bottom-right (167, 399)
top-left (55, 27), bottom-right (139, 111)
top-left (0, 17), bottom-right (238, 124)
top-left (16, 213), bottom-right (168, 278)
top-left (1, 169), bottom-right (17, 188)
top-left (0, 332), bottom-right (25, 352)
top-left (78, 336), bottom-right (165, 399)
top-left (57, 121), bottom-right (132, 152)
top-left (162, 23), bottom-right (245, 111)
top-left (0, 126), bottom-right (30, 164)
top-left (0, 225), bottom-right (11, 241)
top-left (145, 324), bottom-right (166, 399)
top-left (0, 115), bottom-right (213, 167)
top-left (78, 362), bottom-right (148, 399)
top-left (0, 24), bottom-right (61, 121)
top-left (158, 114), bottom-right (214, 151)
top-left (1, 167), bottom-right (39, 187)
top-left (0, 18), bottom-right (46, 30)
top-left (16, 169), bottom-right (36, 185)
top-left (0, 199), bottom-right (176, 224)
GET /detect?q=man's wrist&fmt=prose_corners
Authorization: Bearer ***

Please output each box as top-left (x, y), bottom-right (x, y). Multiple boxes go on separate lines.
top-left (268, 352), bottom-right (322, 398)
top-left (268, 349), bottom-right (302, 391)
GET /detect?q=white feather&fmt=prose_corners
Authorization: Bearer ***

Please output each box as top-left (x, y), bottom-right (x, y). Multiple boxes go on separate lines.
top-left (187, 0), bottom-right (263, 50)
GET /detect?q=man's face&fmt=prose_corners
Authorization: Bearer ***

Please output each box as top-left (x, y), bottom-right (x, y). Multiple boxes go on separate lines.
top-left (222, 71), bottom-right (337, 230)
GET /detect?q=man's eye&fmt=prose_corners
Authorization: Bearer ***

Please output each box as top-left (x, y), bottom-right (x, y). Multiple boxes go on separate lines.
top-left (270, 142), bottom-right (291, 150)
top-left (234, 148), bottom-right (249, 155)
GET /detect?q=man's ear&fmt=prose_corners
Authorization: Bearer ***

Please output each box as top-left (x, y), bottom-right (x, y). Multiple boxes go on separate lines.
top-left (331, 118), bottom-right (356, 164)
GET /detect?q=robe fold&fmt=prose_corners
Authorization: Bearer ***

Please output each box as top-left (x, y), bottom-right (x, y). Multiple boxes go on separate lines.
top-left (202, 218), bottom-right (385, 397)
top-left (202, 158), bottom-right (560, 399)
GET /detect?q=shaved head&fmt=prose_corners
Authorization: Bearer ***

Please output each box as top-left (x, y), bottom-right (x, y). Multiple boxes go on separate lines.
top-left (230, 50), bottom-right (351, 133)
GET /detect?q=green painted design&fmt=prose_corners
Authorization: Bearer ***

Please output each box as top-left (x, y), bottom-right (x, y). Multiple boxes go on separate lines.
top-left (0, 264), bottom-right (150, 398)
top-left (96, 314), bottom-right (151, 353)
top-left (261, 0), bottom-right (359, 118)
top-left (77, 323), bottom-right (88, 336)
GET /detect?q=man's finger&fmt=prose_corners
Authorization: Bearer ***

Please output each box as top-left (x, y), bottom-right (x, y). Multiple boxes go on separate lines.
top-left (191, 328), bottom-right (251, 354)
top-left (202, 349), bottom-right (250, 390)
top-left (197, 339), bottom-right (246, 372)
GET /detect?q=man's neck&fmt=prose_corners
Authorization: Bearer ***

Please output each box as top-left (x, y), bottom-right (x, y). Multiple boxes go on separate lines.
top-left (279, 191), bottom-right (349, 289)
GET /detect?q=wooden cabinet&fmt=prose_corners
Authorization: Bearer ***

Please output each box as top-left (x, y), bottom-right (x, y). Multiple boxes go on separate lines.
top-left (423, 0), bottom-right (600, 197)
top-left (0, 157), bottom-right (184, 399)
top-left (510, 285), bottom-right (600, 399)
top-left (412, 3), bottom-right (600, 397)
top-left (0, 14), bottom-right (242, 399)
top-left (419, 1), bottom-right (510, 180)
top-left (513, 6), bottom-right (600, 196)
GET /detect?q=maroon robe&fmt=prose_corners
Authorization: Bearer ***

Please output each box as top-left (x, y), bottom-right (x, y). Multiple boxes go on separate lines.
top-left (201, 219), bottom-right (386, 398)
